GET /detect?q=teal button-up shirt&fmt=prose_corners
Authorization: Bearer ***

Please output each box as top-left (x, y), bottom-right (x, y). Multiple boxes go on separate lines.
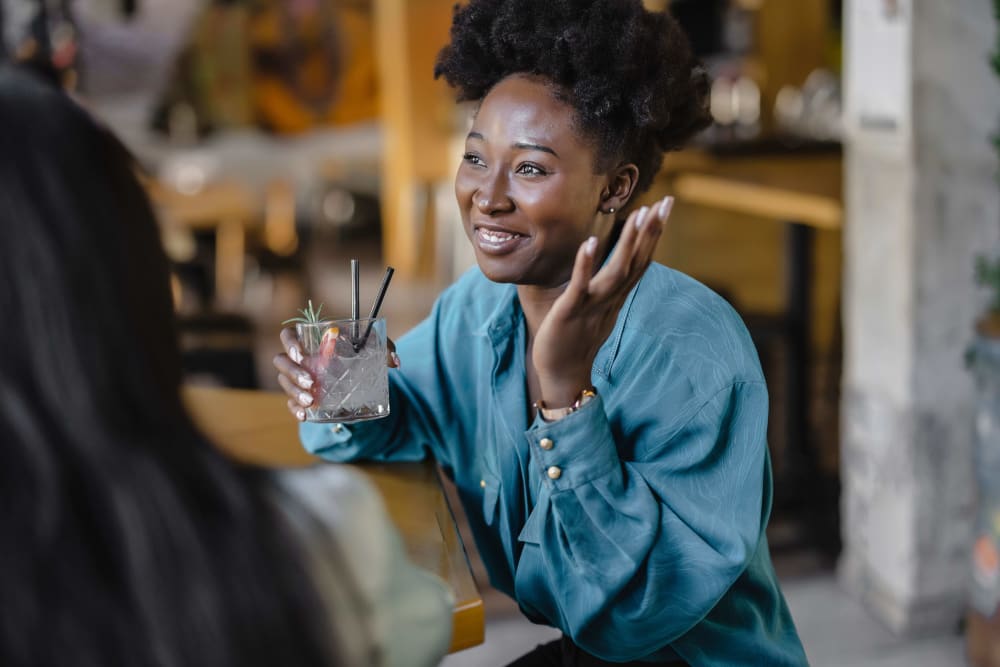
top-left (301, 264), bottom-right (808, 665)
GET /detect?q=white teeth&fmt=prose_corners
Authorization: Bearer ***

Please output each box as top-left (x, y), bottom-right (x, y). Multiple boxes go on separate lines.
top-left (479, 229), bottom-right (518, 243)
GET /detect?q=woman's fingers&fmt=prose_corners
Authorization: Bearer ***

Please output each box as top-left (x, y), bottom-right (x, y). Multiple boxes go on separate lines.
top-left (287, 398), bottom-right (306, 421)
top-left (563, 235), bottom-right (598, 306)
top-left (273, 352), bottom-right (313, 390)
top-left (638, 196), bottom-right (672, 267)
top-left (590, 196), bottom-right (672, 299)
top-left (619, 196), bottom-right (670, 294)
top-left (387, 338), bottom-right (401, 368)
top-left (278, 372), bottom-right (314, 410)
top-left (631, 196), bottom-right (670, 272)
top-left (280, 326), bottom-right (304, 364)
top-left (589, 205), bottom-right (648, 297)
top-left (277, 327), bottom-right (310, 420)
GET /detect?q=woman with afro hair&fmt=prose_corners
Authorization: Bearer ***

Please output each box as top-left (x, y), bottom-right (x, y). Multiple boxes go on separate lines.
top-left (276, 1), bottom-right (808, 664)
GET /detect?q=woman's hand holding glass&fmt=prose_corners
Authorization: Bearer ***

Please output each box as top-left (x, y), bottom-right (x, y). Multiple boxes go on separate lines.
top-left (532, 196), bottom-right (674, 407)
top-left (274, 327), bottom-right (400, 421)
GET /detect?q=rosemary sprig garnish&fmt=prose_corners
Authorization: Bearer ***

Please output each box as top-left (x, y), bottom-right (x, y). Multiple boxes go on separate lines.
top-left (282, 299), bottom-right (325, 326)
top-left (283, 300), bottom-right (326, 350)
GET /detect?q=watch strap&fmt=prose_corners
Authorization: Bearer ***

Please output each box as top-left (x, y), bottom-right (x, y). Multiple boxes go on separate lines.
top-left (536, 388), bottom-right (597, 422)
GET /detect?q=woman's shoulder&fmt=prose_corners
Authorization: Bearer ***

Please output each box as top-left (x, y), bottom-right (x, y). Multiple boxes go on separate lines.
top-left (622, 263), bottom-right (764, 384)
top-left (271, 466), bottom-right (393, 589)
top-left (274, 462), bottom-right (383, 525)
top-left (635, 262), bottom-right (739, 319)
top-left (271, 465), bottom-right (453, 667)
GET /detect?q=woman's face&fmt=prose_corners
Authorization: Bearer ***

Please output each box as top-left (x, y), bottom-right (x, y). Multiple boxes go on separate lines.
top-left (455, 74), bottom-right (613, 287)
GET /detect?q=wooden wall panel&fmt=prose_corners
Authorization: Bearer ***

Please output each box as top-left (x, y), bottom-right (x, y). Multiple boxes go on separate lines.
top-left (375, 0), bottom-right (456, 278)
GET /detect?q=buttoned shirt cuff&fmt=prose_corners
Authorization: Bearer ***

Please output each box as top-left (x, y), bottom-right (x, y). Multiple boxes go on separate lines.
top-left (524, 393), bottom-right (619, 490)
top-left (300, 420), bottom-right (358, 461)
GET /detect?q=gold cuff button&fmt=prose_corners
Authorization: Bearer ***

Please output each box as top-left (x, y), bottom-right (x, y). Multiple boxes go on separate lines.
top-left (539, 437), bottom-right (554, 450)
top-left (547, 466), bottom-right (562, 480)
top-left (480, 479), bottom-right (486, 488)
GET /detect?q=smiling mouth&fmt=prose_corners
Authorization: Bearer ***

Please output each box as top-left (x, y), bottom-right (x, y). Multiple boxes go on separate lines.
top-left (474, 226), bottom-right (527, 255)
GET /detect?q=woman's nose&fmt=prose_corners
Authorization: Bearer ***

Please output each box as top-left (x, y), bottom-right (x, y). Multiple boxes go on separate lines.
top-left (476, 196), bottom-right (513, 214)
top-left (474, 173), bottom-right (513, 214)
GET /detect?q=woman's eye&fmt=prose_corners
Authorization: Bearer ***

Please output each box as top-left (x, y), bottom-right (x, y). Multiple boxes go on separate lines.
top-left (463, 153), bottom-right (485, 167)
top-left (515, 163), bottom-right (546, 176)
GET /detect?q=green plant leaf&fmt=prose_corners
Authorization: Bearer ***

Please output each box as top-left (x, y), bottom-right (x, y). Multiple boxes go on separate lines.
top-left (282, 299), bottom-right (327, 325)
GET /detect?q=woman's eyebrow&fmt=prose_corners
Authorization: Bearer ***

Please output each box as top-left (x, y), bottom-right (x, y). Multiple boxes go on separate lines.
top-left (513, 141), bottom-right (558, 157)
top-left (465, 132), bottom-right (559, 158)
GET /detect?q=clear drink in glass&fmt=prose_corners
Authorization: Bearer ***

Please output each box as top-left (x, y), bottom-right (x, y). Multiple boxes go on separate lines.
top-left (296, 317), bottom-right (390, 423)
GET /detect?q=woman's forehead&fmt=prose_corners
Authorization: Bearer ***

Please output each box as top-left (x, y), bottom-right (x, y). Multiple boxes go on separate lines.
top-left (470, 75), bottom-right (585, 149)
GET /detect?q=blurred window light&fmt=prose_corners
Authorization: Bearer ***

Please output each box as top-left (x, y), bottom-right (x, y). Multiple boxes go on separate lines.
top-left (710, 77), bottom-right (737, 126)
top-left (733, 76), bottom-right (761, 126)
top-left (321, 188), bottom-right (356, 226)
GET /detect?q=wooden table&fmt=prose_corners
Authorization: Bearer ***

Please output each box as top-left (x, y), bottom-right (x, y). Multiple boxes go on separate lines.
top-left (658, 149), bottom-right (843, 503)
top-left (182, 386), bottom-right (484, 653)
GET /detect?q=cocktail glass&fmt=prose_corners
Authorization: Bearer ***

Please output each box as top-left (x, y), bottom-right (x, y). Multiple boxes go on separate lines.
top-left (296, 317), bottom-right (390, 423)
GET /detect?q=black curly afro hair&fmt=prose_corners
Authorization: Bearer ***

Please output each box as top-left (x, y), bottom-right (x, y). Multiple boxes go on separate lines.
top-left (434, 0), bottom-right (711, 199)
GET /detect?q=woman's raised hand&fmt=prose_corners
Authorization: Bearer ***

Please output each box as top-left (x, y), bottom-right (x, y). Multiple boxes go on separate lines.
top-left (532, 196), bottom-right (674, 407)
top-left (273, 327), bottom-right (400, 421)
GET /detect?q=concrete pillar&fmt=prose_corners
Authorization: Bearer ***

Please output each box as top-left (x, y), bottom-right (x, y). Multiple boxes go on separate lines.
top-left (840, 0), bottom-right (1000, 635)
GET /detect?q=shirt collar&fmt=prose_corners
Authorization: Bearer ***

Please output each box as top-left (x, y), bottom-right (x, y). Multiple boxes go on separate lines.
top-left (475, 281), bottom-right (521, 346)
top-left (472, 259), bottom-right (644, 381)
top-left (476, 244), bottom-right (645, 381)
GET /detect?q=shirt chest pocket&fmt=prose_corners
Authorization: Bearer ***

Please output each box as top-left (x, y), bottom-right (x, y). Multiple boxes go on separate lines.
top-left (476, 416), bottom-right (503, 527)
top-left (480, 470), bottom-right (500, 527)
top-left (516, 487), bottom-right (547, 545)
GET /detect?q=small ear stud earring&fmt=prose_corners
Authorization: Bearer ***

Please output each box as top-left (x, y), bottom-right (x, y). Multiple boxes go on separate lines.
top-left (607, 207), bottom-right (616, 214)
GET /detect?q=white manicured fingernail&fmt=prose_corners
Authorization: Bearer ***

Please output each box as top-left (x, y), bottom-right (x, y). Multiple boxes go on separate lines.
top-left (585, 236), bottom-right (598, 256)
top-left (298, 391), bottom-right (313, 407)
top-left (296, 409), bottom-right (306, 421)
top-left (659, 196), bottom-right (674, 219)
top-left (635, 207), bottom-right (649, 229)
top-left (289, 347), bottom-right (303, 364)
top-left (297, 373), bottom-right (313, 389)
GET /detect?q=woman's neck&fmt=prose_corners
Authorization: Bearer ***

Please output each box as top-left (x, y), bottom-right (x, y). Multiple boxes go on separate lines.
top-left (517, 282), bottom-right (567, 340)
top-left (518, 282), bottom-right (567, 420)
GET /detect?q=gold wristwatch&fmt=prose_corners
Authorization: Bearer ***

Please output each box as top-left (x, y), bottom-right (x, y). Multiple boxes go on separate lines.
top-left (536, 388), bottom-right (597, 422)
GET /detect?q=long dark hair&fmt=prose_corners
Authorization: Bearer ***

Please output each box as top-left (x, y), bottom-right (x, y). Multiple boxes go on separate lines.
top-left (0, 66), bottom-right (335, 667)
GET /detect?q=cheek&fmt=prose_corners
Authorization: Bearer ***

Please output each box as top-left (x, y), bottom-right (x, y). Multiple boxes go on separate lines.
top-left (453, 173), bottom-right (476, 242)
top-left (454, 168), bottom-right (476, 210)
top-left (519, 189), bottom-right (589, 236)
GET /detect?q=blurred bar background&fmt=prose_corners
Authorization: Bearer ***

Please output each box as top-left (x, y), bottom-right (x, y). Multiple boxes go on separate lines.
top-left (3, 0), bottom-right (999, 664)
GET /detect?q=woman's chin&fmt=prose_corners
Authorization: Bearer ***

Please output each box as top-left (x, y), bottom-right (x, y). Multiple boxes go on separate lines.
top-left (475, 255), bottom-right (524, 284)
top-left (473, 250), bottom-right (576, 287)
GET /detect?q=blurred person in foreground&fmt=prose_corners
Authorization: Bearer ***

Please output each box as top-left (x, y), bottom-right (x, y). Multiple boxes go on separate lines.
top-left (275, 1), bottom-right (807, 665)
top-left (0, 64), bottom-right (452, 667)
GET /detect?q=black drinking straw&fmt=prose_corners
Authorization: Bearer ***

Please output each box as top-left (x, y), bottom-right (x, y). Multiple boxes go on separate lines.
top-left (350, 259), bottom-right (360, 319)
top-left (355, 266), bottom-right (395, 351)
top-left (350, 258), bottom-right (360, 342)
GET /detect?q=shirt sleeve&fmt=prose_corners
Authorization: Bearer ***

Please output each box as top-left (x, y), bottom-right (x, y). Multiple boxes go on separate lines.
top-left (299, 295), bottom-right (458, 468)
top-left (519, 382), bottom-right (769, 662)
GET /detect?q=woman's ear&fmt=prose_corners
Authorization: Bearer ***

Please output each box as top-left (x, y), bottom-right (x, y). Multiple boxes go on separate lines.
top-left (600, 163), bottom-right (639, 214)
